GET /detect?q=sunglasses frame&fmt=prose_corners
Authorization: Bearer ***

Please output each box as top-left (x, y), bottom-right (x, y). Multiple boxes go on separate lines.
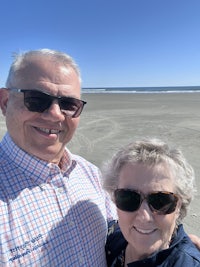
top-left (8, 88), bottom-right (87, 118)
top-left (114, 188), bottom-right (179, 215)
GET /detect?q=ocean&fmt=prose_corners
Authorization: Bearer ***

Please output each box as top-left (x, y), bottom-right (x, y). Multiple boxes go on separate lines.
top-left (82, 86), bottom-right (200, 94)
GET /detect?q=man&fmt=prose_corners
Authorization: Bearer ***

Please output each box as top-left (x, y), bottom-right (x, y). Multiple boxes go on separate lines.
top-left (0, 49), bottom-right (199, 266)
top-left (0, 49), bottom-right (116, 266)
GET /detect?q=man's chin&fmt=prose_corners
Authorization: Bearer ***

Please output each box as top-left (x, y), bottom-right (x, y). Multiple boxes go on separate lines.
top-left (26, 146), bottom-right (64, 164)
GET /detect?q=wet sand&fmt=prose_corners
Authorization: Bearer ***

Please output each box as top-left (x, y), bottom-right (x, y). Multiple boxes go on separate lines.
top-left (0, 92), bottom-right (200, 235)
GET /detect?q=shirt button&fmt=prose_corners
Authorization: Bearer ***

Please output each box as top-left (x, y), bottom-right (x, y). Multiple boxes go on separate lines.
top-left (58, 187), bottom-right (65, 194)
top-left (79, 256), bottom-right (84, 264)
top-left (69, 220), bottom-right (74, 227)
top-left (40, 184), bottom-right (46, 191)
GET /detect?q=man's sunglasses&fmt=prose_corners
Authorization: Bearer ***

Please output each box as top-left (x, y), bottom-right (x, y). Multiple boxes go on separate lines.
top-left (114, 189), bottom-right (179, 215)
top-left (9, 89), bottom-right (87, 118)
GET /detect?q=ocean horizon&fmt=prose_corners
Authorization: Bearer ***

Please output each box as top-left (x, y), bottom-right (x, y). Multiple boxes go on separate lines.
top-left (82, 85), bottom-right (200, 94)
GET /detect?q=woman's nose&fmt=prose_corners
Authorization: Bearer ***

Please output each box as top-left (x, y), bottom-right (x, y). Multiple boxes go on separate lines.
top-left (135, 200), bottom-right (153, 221)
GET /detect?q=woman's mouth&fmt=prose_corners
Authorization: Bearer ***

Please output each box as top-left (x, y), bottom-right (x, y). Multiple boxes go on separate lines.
top-left (133, 226), bottom-right (157, 235)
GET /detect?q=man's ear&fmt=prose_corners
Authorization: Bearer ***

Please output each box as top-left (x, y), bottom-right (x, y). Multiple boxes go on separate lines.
top-left (0, 88), bottom-right (9, 116)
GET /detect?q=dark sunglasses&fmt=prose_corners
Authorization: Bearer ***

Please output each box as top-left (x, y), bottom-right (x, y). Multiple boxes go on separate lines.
top-left (114, 189), bottom-right (179, 215)
top-left (9, 89), bottom-right (87, 118)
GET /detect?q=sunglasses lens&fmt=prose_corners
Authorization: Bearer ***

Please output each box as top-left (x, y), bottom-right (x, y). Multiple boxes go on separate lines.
top-left (24, 91), bottom-right (50, 112)
top-left (60, 98), bottom-right (83, 118)
top-left (148, 192), bottom-right (178, 214)
top-left (114, 189), bottom-right (178, 215)
top-left (114, 189), bottom-right (141, 212)
top-left (22, 90), bottom-right (86, 117)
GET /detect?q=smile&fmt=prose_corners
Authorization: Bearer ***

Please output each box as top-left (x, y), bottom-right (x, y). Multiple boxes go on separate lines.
top-left (133, 227), bottom-right (157, 235)
top-left (35, 127), bottom-right (61, 134)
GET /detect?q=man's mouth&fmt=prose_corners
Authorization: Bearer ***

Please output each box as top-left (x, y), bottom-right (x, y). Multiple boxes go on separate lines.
top-left (35, 127), bottom-right (61, 134)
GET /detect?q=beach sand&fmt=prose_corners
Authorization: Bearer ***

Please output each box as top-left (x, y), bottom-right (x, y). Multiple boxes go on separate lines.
top-left (0, 93), bottom-right (200, 235)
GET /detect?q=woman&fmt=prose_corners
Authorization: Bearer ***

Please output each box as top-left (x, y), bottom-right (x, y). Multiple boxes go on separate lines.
top-left (102, 138), bottom-right (200, 266)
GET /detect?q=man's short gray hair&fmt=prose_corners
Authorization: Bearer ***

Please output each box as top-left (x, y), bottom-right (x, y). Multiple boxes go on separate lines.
top-left (6, 48), bottom-right (81, 87)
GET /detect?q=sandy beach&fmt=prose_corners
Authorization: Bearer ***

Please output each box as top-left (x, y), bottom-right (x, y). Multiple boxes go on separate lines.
top-left (0, 92), bottom-right (200, 235)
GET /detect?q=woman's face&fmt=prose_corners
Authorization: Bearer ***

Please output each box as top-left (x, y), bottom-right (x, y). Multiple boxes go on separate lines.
top-left (117, 162), bottom-right (181, 261)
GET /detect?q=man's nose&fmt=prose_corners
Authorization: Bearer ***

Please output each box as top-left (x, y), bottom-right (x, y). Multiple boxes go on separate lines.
top-left (42, 100), bottom-right (65, 120)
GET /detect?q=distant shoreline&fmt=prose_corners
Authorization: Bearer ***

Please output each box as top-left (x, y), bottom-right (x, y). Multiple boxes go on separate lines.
top-left (82, 85), bottom-right (200, 94)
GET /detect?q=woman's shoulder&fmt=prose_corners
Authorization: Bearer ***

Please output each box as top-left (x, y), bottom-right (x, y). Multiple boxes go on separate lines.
top-left (169, 225), bottom-right (200, 266)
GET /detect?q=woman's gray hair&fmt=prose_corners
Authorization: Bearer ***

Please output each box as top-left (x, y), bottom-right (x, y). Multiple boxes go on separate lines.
top-left (6, 48), bottom-right (81, 87)
top-left (102, 138), bottom-right (196, 222)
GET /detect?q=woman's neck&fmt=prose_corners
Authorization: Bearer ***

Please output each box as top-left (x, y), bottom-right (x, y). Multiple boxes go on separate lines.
top-left (125, 244), bottom-right (138, 265)
top-left (125, 243), bottom-right (151, 265)
top-left (124, 240), bottom-right (171, 266)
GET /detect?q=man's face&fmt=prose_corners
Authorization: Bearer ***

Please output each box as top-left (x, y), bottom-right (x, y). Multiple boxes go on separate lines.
top-left (0, 57), bottom-right (81, 164)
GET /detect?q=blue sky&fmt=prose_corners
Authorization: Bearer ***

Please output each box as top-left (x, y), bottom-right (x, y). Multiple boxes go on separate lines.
top-left (1, 0), bottom-right (200, 88)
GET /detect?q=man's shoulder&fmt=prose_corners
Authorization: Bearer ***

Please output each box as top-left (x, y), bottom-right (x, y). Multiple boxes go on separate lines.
top-left (72, 153), bottom-right (99, 170)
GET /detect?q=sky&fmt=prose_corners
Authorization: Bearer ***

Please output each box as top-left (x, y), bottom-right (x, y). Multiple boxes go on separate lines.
top-left (0, 0), bottom-right (200, 88)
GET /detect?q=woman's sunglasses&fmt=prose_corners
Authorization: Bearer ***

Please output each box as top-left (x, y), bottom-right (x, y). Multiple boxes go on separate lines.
top-left (114, 189), bottom-right (179, 215)
top-left (9, 89), bottom-right (87, 118)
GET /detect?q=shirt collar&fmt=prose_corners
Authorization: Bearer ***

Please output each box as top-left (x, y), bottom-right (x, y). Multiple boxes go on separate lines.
top-left (1, 133), bottom-right (75, 185)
